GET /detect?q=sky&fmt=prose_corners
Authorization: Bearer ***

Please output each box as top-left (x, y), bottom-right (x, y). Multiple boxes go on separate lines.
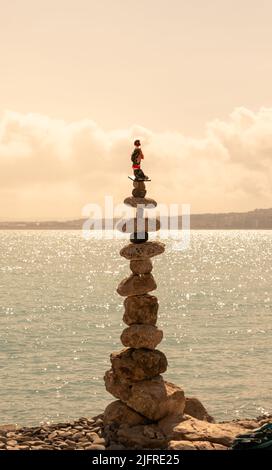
top-left (0, 0), bottom-right (272, 219)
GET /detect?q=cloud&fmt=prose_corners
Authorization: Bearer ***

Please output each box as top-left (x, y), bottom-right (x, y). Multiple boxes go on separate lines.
top-left (0, 107), bottom-right (272, 219)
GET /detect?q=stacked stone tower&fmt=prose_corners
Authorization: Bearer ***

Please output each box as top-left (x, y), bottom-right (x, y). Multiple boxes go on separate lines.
top-left (104, 179), bottom-right (185, 440)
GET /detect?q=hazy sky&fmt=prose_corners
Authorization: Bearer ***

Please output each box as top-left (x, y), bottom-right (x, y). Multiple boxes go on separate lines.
top-left (1, 0), bottom-right (272, 219)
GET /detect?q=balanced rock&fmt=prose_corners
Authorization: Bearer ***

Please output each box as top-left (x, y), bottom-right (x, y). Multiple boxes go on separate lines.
top-left (104, 400), bottom-right (148, 427)
top-left (130, 259), bottom-right (153, 274)
top-left (123, 295), bottom-right (158, 325)
top-left (133, 181), bottom-right (146, 190)
top-left (104, 372), bottom-right (185, 421)
top-left (117, 423), bottom-right (167, 449)
top-left (132, 188), bottom-right (147, 198)
top-left (121, 325), bottom-right (163, 349)
top-left (120, 241), bottom-right (165, 260)
top-left (116, 218), bottom-right (160, 233)
top-left (117, 273), bottom-right (157, 297)
top-left (110, 348), bottom-right (167, 382)
top-left (124, 197), bottom-right (157, 209)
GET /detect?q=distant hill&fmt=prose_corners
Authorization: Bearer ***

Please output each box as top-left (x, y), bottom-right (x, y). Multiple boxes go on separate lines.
top-left (190, 208), bottom-right (272, 229)
top-left (1, 208), bottom-right (272, 230)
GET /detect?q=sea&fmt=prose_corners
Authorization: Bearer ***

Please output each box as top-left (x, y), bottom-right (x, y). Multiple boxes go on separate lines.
top-left (0, 230), bottom-right (271, 426)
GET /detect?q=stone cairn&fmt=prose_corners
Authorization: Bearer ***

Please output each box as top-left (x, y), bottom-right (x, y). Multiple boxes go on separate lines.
top-left (103, 179), bottom-right (186, 445)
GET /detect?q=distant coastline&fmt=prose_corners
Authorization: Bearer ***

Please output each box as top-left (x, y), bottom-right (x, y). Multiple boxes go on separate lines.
top-left (0, 208), bottom-right (272, 230)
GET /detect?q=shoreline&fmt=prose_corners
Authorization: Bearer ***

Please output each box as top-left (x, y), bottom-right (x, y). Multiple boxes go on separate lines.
top-left (1, 409), bottom-right (271, 451)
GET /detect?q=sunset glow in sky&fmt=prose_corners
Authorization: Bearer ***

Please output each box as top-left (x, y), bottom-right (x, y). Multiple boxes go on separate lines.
top-left (1, 0), bottom-right (272, 219)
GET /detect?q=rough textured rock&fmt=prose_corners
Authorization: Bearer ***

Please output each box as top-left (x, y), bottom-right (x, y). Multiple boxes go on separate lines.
top-left (120, 242), bottom-right (165, 260)
top-left (184, 397), bottom-right (215, 423)
top-left (130, 259), bottom-right (153, 274)
top-left (158, 414), bottom-right (250, 447)
top-left (124, 197), bottom-right (157, 209)
top-left (110, 348), bottom-right (167, 382)
top-left (117, 274), bottom-right (157, 297)
top-left (104, 372), bottom-right (185, 421)
top-left (121, 325), bottom-right (163, 349)
top-left (104, 401), bottom-right (148, 427)
top-left (168, 440), bottom-right (227, 450)
top-left (116, 219), bottom-right (160, 233)
top-left (132, 188), bottom-right (147, 198)
top-left (117, 424), bottom-right (167, 449)
top-left (123, 295), bottom-right (158, 326)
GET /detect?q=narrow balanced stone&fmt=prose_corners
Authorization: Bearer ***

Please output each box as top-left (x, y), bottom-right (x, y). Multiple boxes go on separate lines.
top-left (117, 273), bottom-right (157, 296)
top-left (104, 372), bottom-right (186, 421)
top-left (124, 197), bottom-right (157, 208)
top-left (121, 325), bottom-right (163, 349)
top-left (110, 348), bottom-right (168, 382)
top-left (130, 259), bottom-right (153, 274)
top-left (123, 295), bottom-right (158, 325)
top-left (120, 241), bottom-right (165, 260)
top-left (116, 218), bottom-right (160, 233)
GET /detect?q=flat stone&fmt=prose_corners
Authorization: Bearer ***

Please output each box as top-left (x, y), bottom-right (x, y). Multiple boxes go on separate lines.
top-left (90, 427), bottom-right (101, 434)
top-left (168, 440), bottom-right (227, 450)
top-left (65, 439), bottom-right (77, 446)
top-left (31, 445), bottom-right (51, 450)
top-left (104, 401), bottom-right (148, 427)
top-left (6, 439), bottom-right (17, 446)
top-left (117, 274), bottom-right (157, 297)
top-left (86, 419), bottom-right (95, 425)
top-left (121, 325), bottom-right (163, 349)
top-left (184, 397), bottom-right (215, 423)
top-left (123, 295), bottom-right (158, 326)
top-left (116, 219), bottom-right (160, 233)
top-left (130, 259), bottom-right (153, 274)
top-left (110, 348), bottom-right (167, 382)
top-left (86, 444), bottom-right (105, 450)
top-left (104, 372), bottom-right (185, 421)
top-left (124, 197), bottom-right (157, 209)
top-left (27, 440), bottom-right (45, 446)
top-left (120, 242), bottom-right (165, 260)
top-left (158, 414), bottom-right (249, 447)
